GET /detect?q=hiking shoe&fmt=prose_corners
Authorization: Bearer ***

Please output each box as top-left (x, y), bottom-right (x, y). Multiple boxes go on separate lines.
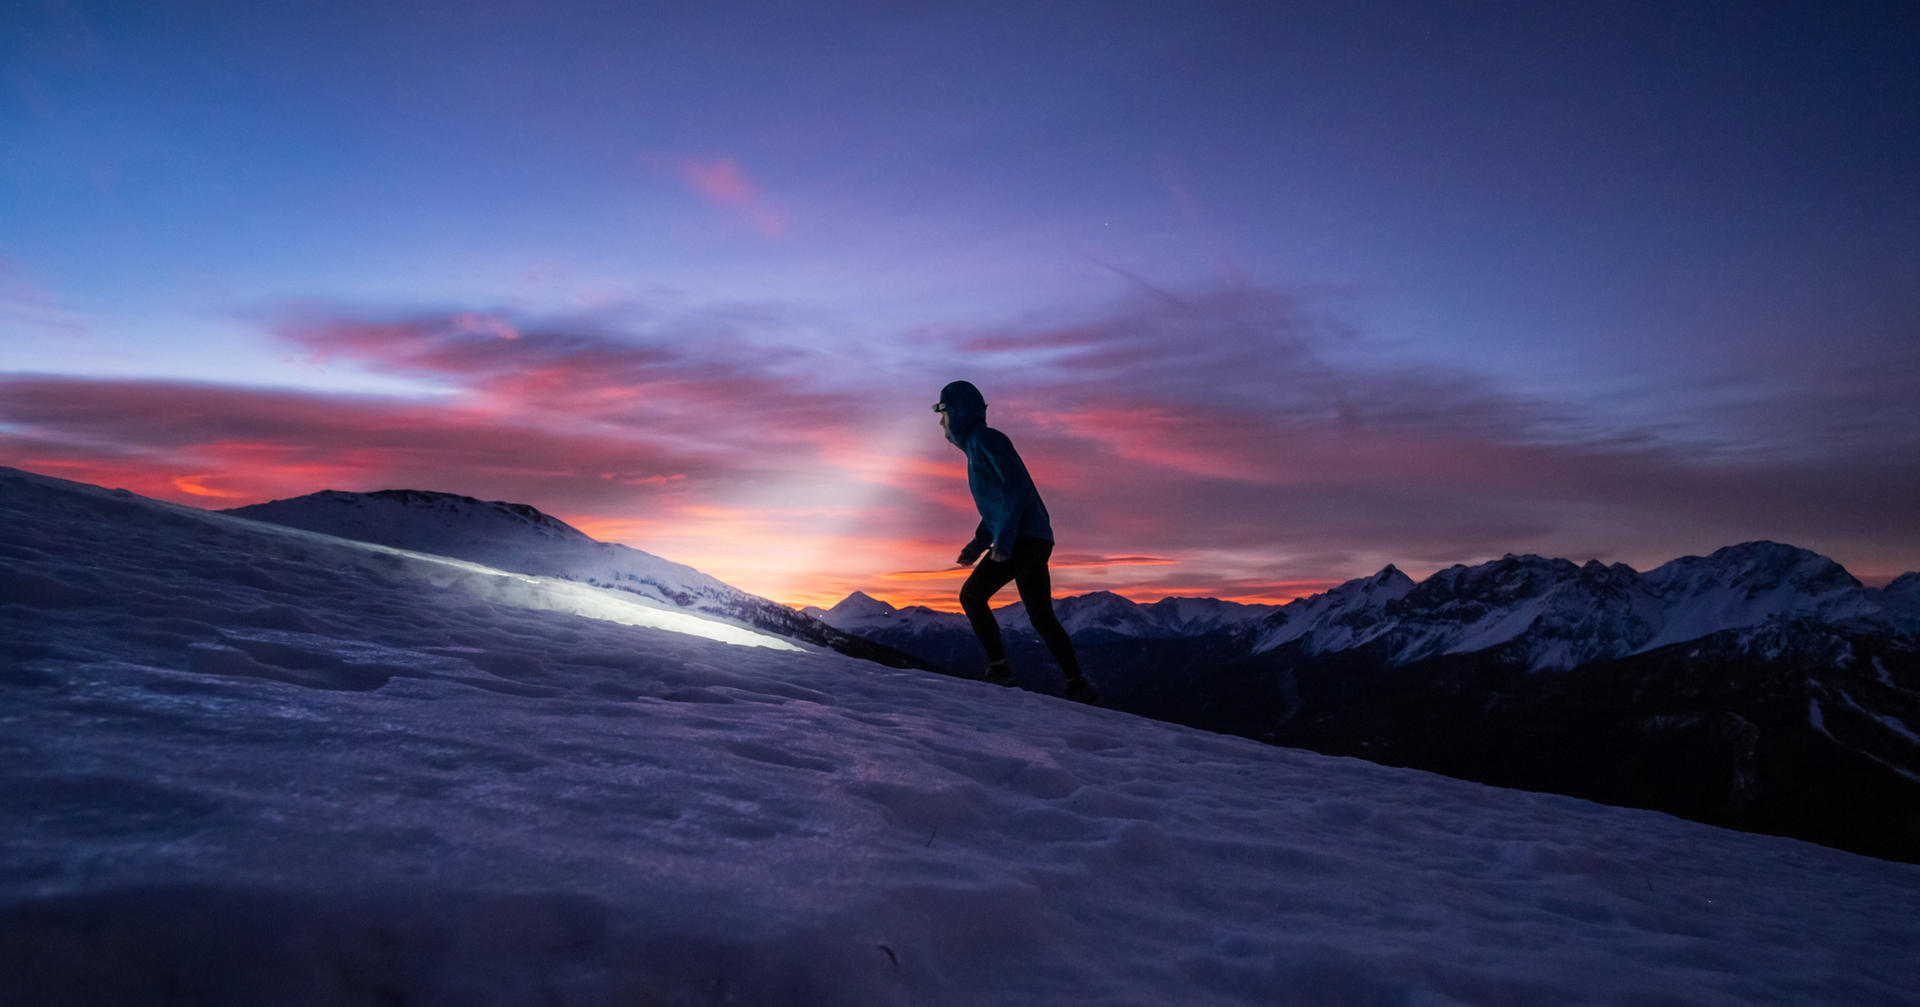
top-left (1063, 675), bottom-right (1100, 705)
top-left (984, 660), bottom-right (1016, 687)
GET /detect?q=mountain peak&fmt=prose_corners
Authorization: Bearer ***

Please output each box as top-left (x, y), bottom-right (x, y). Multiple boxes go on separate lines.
top-left (1371, 564), bottom-right (1412, 586)
top-left (827, 591), bottom-right (897, 619)
top-left (1650, 541), bottom-right (1860, 593)
top-left (1708, 540), bottom-right (1832, 565)
top-left (1339, 565), bottom-right (1413, 598)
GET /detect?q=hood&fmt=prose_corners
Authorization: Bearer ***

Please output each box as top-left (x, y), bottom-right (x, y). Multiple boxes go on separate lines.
top-left (939, 380), bottom-right (987, 446)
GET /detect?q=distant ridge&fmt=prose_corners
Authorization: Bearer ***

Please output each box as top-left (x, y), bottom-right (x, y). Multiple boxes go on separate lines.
top-left (814, 538), bottom-right (1920, 861)
top-left (230, 488), bottom-right (600, 552)
top-left (820, 540), bottom-right (1917, 672)
top-left (225, 488), bottom-right (938, 672)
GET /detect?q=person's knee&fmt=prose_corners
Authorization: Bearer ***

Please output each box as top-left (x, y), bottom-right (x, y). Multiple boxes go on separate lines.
top-left (959, 584), bottom-right (987, 612)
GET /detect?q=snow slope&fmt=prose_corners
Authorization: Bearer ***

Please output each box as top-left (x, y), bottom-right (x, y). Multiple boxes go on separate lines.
top-left (224, 488), bottom-right (842, 651)
top-left (4, 465), bottom-right (1919, 1006)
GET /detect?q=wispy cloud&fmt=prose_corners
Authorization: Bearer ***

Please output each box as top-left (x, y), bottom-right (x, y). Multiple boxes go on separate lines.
top-left (932, 284), bottom-right (1920, 587)
top-left (0, 256), bottom-right (89, 339)
top-left (660, 156), bottom-right (787, 237)
top-left (0, 375), bottom-right (724, 507)
top-left (6, 281), bottom-right (1918, 609)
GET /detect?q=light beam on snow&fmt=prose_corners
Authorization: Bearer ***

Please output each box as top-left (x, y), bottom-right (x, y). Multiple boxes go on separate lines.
top-left (239, 520), bottom-right (804, 652)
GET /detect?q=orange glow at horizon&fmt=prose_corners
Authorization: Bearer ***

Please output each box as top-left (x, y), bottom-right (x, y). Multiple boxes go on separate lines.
top-left (172, 475), bottom-right (248, 499)
top-left (8, 456), bottom-right (1336, 614)
top-left (811, 577), bottom-right (1337, 613)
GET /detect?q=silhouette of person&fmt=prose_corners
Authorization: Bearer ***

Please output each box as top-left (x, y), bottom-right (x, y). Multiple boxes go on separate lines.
top-left (935, 380), bottom-right (1098, 704)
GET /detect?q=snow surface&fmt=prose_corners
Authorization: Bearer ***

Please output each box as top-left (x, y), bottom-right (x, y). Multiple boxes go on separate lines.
top-left (5, 466), bottom-right (1920, 1006)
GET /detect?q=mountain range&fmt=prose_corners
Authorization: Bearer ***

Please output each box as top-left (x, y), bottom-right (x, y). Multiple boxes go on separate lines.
top-left (812, 544), bottom-right (1920, 861)
top-left (814, 544), bottom-right (1917, 673)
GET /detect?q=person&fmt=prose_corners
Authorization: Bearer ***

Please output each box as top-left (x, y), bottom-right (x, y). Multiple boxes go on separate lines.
top-left (935, 380), bottom-right (1099, 705)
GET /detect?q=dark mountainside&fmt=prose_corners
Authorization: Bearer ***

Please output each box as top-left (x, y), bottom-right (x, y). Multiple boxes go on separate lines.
top-left (824, 545), bottom-right (1920, 863)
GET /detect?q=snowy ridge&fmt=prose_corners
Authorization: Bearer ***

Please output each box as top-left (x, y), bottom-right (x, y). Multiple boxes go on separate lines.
top-left (813, 589), bottom-right (1278, 640)
top-left (6, 466), bottom-right (1919, 1005)
top-left (1638, 542), bottom-right (1876, 651)
top-left (230, 488), bottom-right (600, 551)
top-left (1140, 595), bottom-right (1285, 636)
top-left (225, 487), bottom-right (857, 653)
top-left (1869, 571), bottom-right (1920, 624)
top-left (810, 592), bottom-right (972, 636)
top-left (815, 544), bottom-right (1916, 675)
top-left (228, 488), bottom-right (744, 612)
top-left (1252, 543), bottom-right (1917, 670)
top-left (1252, 565), bottom-right (1416, 654)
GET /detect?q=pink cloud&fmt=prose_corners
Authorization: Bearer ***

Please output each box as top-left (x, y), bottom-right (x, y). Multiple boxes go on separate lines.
top-left (9, 281), bottom-right (1920, 608)
top-left (935, 286), bottom-right (1920, 587)
top-left (678, 157), bottom-right (757, 205)
top-left (666, 156), bottom-right (787, 237)
top-left (0, 376), bottom-right (727, 512)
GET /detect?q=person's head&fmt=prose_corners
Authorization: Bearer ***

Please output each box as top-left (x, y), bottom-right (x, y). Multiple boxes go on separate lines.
top-left (935, 380), bottom-right (987, 445)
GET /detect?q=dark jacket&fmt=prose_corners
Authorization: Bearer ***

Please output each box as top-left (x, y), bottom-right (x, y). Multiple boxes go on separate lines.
top-left (940, 381), bottom-right (1053, 556)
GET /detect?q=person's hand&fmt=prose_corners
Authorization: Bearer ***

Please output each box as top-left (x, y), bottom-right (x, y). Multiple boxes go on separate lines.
top-left (957, 545), bottom-right (984, 566)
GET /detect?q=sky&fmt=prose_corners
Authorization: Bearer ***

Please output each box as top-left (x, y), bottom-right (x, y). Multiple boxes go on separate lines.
top-left (3, 0), bottom-right (1918, 609)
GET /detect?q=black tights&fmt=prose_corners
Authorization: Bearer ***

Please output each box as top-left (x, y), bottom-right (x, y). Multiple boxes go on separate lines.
top-left (959, 537), bottom-right (1082, 678)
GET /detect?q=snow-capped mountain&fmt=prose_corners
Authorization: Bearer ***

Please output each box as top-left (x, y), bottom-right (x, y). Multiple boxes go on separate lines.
top-left (810, 588), bottom-right (1277, 640)
top-left (8, 465), bottom-right (1917, 1005)
top-left (1026, 591), bottom-right (1280, 638)
top-left (225, 489), bottom-right (933, 670)
top-left (228, 489), bottom-right (745, 611)
top-left (1639, 542), bottom-right (1881, 650)
top-left (804, 590), bottom-right (966, 635)
top-left (1249, 542), bottom-right (1915, 671)
top-left (810, 589), bottom-right (898, 624)
top-left (817, 542), bottom-right (1917, 685)
top-left (1251, 565), bottom-right (1417, 655)
top-left (1140, 594), bottom-right (1284, 635)
top-left (825, 543), bottom-right (1916, 678)
top-left (1877, 572), bottom-right (1920, 623)
top-left (1885, 571), bottom-right (1920, 602)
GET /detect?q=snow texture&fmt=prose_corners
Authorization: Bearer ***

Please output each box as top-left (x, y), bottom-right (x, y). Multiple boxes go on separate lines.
top-left (4, 466), bottom-right (1920, 1006)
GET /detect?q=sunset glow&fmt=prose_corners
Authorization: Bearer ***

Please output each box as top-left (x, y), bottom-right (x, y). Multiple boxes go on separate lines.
top-left (4, 3), bottom-right (1917, 609)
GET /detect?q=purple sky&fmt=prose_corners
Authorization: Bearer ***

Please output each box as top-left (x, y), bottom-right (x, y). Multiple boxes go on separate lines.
top-left (4, 1), bottom-right (1918, 607)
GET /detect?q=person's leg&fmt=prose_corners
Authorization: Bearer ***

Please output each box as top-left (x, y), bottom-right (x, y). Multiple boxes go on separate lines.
top-left (959, 556), bottom-right (1017, 668)
top-left (1010, 538), bottom-right (1085, 681)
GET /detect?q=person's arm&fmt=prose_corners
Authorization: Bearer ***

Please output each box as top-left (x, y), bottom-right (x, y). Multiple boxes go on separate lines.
top-left (978, 430), bottom-right (1037, 562)
top-left (957, 521), bottom-right (992, 565)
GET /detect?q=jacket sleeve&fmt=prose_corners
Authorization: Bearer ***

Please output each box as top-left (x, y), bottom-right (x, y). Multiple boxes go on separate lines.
top-left (963, 521), bottom-right (992, 554)
top-left (977, 431), bottom-right (1037, 554)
